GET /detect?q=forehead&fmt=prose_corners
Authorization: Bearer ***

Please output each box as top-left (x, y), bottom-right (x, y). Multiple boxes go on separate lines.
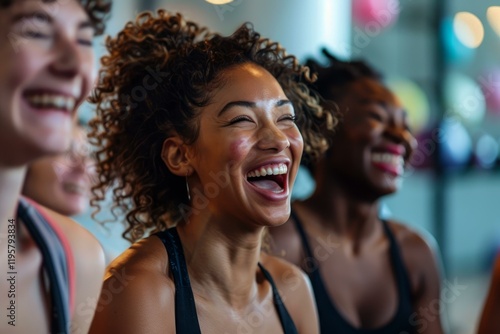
top-left (214, 63), bottom-right (287, 102)
top-left (0, 0), bottom-right (88, 23)
top-left (345, 78), bottom-right (401, 107)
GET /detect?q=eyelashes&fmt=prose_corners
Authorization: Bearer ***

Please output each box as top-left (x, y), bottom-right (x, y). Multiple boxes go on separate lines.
top-left (226, 114), bottom-right (297, 126)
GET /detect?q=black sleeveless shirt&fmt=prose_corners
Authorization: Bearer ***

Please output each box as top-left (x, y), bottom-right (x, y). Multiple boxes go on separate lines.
top-left (291, 211), bottom-right (415, 334)
top-left (155, 227), bottom-right (299, 334)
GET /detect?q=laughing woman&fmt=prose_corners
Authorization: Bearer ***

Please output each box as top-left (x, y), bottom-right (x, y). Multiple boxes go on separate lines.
top-left (88, 11), bottom-right (335, 334)
top-left (0, 0), bottom-right (110, 333)
top-left (270, 50), bottom-right (445, 334)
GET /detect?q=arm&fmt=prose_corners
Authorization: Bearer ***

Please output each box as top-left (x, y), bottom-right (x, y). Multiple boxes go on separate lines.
top-left (405, 231), bottom-right (445, 334)
top-left (478, 255), bottom-right (500, 334)
top-left (42, 209), bottom-right (107, 334)
top-left (290, 270), bottom-right (320, 334)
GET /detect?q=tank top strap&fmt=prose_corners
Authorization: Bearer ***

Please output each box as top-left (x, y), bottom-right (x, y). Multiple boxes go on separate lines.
top-left (381, 220), bottom-right (413, 295)
top-left (155, 227), bottom-right (201, 334)
top-left (17, 197), bottom-right (71, 334)
top-left (258, 263), bottom-right (299, 334)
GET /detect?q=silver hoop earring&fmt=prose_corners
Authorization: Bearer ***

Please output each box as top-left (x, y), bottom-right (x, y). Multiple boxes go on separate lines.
top-left (185, 175), bottom-right (191, 201)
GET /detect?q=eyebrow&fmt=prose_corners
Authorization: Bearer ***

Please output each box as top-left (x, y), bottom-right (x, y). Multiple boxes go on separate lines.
top-left (218, 99), bottom-right (292, 117)
top-left (11, 11), bottom-right (93, 30)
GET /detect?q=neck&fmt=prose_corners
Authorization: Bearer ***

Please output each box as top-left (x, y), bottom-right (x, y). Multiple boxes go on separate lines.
top-left (0, 165), bottom-right (27, 248)
top-left (177, 211), bottom-right (264, 309)
top-left (0, 165), bottom-right (26, 227)
top-left (303, 177), bottom-right (381, 241)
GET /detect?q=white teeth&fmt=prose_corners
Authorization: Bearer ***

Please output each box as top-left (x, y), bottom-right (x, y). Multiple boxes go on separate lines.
top-left (248, 163), bottom-right (288, 178)
top-left (372, 153), bottom-right (404, 168)
top-left (26, 94), bottom-right (76, 112)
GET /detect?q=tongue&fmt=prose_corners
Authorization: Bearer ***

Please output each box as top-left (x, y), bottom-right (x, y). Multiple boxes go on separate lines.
top-left (249, 179), bottom-right (283, 192)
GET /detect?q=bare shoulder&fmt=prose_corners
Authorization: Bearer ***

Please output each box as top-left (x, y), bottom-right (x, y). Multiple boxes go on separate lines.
top-left (91, 235), bottom-right (175, 334)
top-left (385, 220), bottom-right (439, 261)
top-left (40, 205), bottom-right (103, 258)
top-left (37, 205), bottom-right (107, 332)
top-left (260, 252), bottom-right (319, 333)
top-left (385, 220), bottom-right (442, 296)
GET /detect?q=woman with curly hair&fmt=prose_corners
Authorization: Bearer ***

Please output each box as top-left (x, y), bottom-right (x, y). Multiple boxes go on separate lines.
top-left (270, 50), bottom-right (444, 334)
top-left (89, 10), bottom-right (335, 334)
top-left (0, 0), bottom-right (110, 333)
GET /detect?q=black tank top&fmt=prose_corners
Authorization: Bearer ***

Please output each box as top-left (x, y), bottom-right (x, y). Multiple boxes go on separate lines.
top-left (291, 211), bottom-right (414, 334)
top-left (17, 197), bottom-right (72, 334)
top-left (155, 227), bottom-right (299, 334)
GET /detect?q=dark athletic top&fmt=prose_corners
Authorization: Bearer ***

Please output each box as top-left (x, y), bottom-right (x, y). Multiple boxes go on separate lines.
top-left (291, 211), bottom-right (415, 334)
top-left (17, 197), bottom-right (75, 334)
top-left (155, 227), bottom-right (299, 334)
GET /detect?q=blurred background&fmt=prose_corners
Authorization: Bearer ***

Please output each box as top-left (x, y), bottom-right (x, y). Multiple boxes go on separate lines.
top-left (76, 1), bottom-right (500, 333)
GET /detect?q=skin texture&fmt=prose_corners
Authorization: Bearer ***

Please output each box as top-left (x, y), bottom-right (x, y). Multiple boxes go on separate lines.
top-left (478, 255), bottom-right (500, 334)
top-left (90, 64), bottom-right (319, 334)
top-left (0, 1), bottom-right (104, 332)
top-left (270, 78), bottom-right (445, 333)
top-left (22, 126), bottom-right (95, 216)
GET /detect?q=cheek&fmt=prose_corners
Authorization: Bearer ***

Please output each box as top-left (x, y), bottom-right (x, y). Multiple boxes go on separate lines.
top-left (82, 49), bottom-right (96, 92)
top-left (6, 48), bottom-right (45, 91)
top-left (228, 137), bottom-right (253, 163)
top-left (288, 128), bottom-right (303, 156)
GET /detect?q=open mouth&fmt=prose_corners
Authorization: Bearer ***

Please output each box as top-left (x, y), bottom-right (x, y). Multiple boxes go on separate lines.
top-left (247, 163), bottom-right (288, 193)
top-left (371, 152), bottom-right (404, 176)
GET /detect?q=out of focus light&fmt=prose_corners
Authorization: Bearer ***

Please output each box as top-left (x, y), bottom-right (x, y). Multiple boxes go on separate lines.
top-left (205, 0), bottom-right (233, 4)
top-left (487, 7), bottom-right (500, 38)
top-left (476, 134), bottom-right (499, 169)
top-left (453, 12), bottom-right (484, 48)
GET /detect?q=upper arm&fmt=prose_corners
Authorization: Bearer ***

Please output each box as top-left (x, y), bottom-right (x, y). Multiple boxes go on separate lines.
top-left (404, 230), bottom-right (445, 334)
top-left (70, 230), bottom-right (105, 334)
top-left (289, 271), bottom-right (319, 334)
top-left (89, 266), bottom-right (173, 334)
top-left (478, 255), bottom-right (500, 334)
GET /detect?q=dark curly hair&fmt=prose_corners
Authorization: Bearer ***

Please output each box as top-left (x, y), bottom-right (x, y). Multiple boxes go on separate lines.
top-left (305, 48), bottom-right (382, 102)
top-left (302, 48), bottom-right (383, 173)
top-left (0, 0), bottom-right (111, 36)
top-left (89, 10), bottom-right (337, 243)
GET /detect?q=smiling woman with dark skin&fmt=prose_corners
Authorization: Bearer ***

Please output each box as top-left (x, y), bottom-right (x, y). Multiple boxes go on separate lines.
top-left (88, 11), bottom-right (335, 334)
top-left (270, 50), bottom-right (445, 334)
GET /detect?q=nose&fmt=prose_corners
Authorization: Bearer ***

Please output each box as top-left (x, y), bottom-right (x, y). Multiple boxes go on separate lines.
top-left (385, 123), bottom-right (417, 159)
top-left (256, 122), bottom-right (290, 152)
top-left (49, 34), bottom-right (83, 78)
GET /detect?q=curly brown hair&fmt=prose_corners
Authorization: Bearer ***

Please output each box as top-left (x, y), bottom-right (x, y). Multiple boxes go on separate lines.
top-left (0, 0), bottom-right (111, 36)
top-left (89, 10), bottom-right (337, 243)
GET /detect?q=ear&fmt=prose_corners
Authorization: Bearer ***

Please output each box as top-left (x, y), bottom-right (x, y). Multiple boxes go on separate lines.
top-left (161, 136), bottom-right (192, 177)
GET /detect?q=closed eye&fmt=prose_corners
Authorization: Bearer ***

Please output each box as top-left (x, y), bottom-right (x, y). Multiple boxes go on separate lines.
top-left (22, 30), bottom-right (50, 39)
top-left (78, 39), bottom-right (93, 46)
top-left (368, 110), bottom-right (385, 122)
top-left (227, 115), bottom-right (254, 125)
top-left (278, 114), bottom-right (297, 122)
